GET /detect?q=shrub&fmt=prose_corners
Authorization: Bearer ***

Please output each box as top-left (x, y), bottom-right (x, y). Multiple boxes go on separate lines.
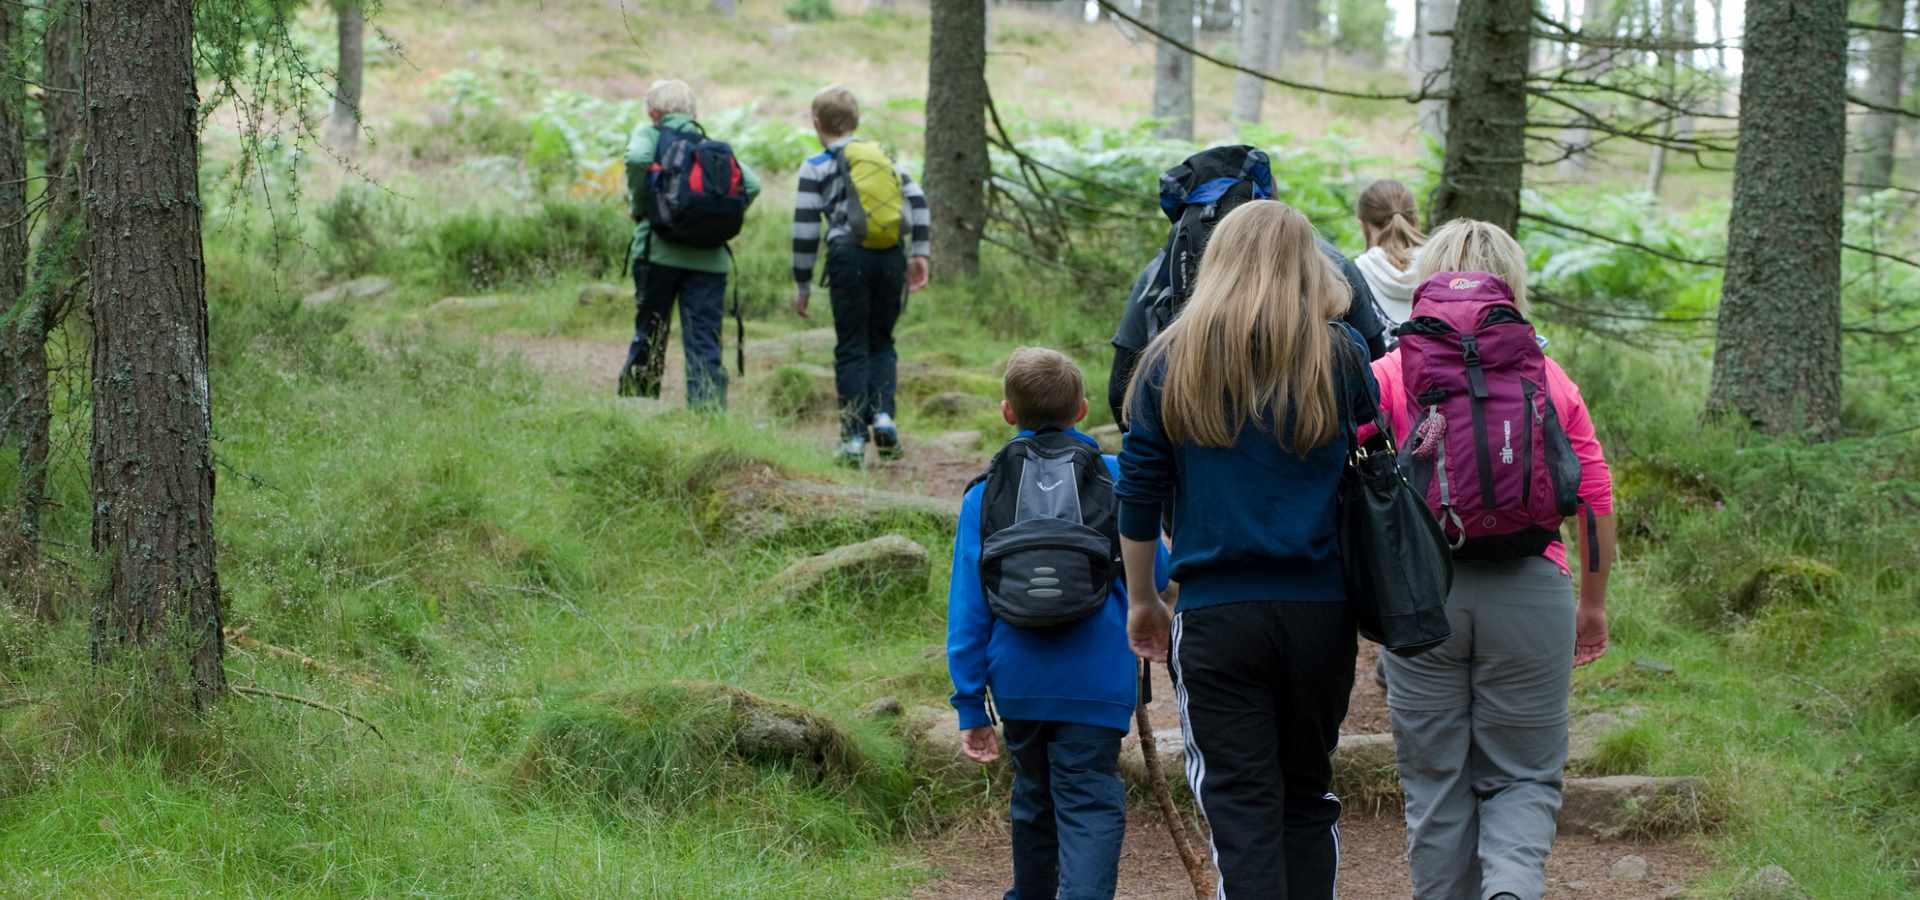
top-left (784, 0), bottom-right (835, 22)
top-left (313, 184), bottom-right (407, 276)
top-left (427, 201), bottom-right (629, 292)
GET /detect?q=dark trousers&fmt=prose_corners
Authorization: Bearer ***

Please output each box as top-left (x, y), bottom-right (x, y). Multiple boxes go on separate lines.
top-left (1171, 602), bottom-right (1357, 899)
top-left (825, 242), bottom-right (906, 440)
top-left (622, 263), bottom-right (727, 409)
top-left (1002, 720), bottom-right (1128, 900)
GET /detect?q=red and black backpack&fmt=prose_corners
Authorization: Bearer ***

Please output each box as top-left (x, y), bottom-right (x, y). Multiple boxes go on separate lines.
top-left (645, 123), bottom-right (747, 249)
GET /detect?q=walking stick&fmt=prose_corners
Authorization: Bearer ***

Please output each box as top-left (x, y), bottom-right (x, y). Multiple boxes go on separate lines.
top-left (1138, 659), bottom-right (1213, 900)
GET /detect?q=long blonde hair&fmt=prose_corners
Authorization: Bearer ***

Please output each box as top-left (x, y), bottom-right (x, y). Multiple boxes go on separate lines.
top-left (1415, 219), bottom-right (1530, 314)
top-left (1357, 179), bottom-right (1427, 269)
top-left (1125, 201), bottom-right (1353, 453)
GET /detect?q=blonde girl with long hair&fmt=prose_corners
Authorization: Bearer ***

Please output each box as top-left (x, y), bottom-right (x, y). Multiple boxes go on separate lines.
top-left (1116, 200), bottom-right (1378, 899)
top-left (1353, 178), bottom-right (1429, 337)
top-left (1367, 219), bottom-right (1617, 900)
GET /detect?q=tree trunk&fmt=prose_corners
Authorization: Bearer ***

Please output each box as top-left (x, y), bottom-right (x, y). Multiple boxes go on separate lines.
top-left (85, 0), bottom-right (225, 707)
top-left (1232, 0), bottom-right (1270, 124)
top-left (1153, 0), bottom-right (1195, 139)
top-left (1556, 0), bottom-right (1613, 176)
top-left (1200, 0), bottom-right (1235, 30)
top-left (0, 1), bottom-right (26, 556)
top-left (327, 2), bottom-right (364, 151)
top-left (924, 0), bottom-right (989, 277)
top-left (1705, 0), bottom-right (1846, 438)
top-left (1411, 0), bottom-right (1456, 144)
top-left (1644, 0), bottom-right (1674, 196)
top-left (1854, 0), bottom-right (1905, 193)
top-left (1429, 0), bottom-right (1527, 232)
top-left (17, 1), bottom-right (86, 584)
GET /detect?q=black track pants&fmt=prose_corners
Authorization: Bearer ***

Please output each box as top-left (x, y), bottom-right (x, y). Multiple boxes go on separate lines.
top-left (1171, 601), bottom-right (1357, 899)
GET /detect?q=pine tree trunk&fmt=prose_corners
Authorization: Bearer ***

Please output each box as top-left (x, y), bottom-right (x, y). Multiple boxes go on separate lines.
top-left (1232, 0), bottom-right (1270, 124)
top-left (1705, 0), bottom-right (1846, 438)
top-left (0, 2), bottom-right (27, 564)
top-left (17, 1), bottom-right (85, 583)
top-left (327, 2), bottom-right (364, 151)
top-left (1412, 0), bottom-right (1456, 144)
top-left (1556, 0), bottom-right (1612, 176)
top-left (1430, 0), bottom-right (1526, 232)
top-left (85, 0), bottom-right (225, 707)
top-left (1854, 0), bottom-right (1905, 193)
top-left (925, 0), bottom-right (989, 277)
top-left (1153, 0), bottom-right (1195, 139)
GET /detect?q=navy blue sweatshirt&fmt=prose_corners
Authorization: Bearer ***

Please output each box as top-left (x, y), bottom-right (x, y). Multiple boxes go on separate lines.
top-left (1115, 324), bottom-right (1378, 611)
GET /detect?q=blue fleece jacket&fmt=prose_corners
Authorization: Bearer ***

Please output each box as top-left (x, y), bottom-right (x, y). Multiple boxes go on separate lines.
top-left (947, 429), bottom-right (1170, 732)
top-left (1115, 324), bottom-right (1378, 611)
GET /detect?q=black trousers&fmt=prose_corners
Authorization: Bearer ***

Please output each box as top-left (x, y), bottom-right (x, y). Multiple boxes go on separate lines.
top-left (1171, 601), bottom-right (1357, 899)
top-left (622, 263), bottom-right (727, 408)
top-left (825, 242), bottom-right (906, 440)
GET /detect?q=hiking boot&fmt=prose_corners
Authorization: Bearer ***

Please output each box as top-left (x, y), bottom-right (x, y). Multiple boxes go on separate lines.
top-left (838, 436), bottom-right (868, 469)
top-left (871, 413), bottom-right (901, 460)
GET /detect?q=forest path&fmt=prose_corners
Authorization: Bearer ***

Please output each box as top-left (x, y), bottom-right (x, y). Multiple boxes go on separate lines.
top-left (484, 323), bottom-right (1708, 900)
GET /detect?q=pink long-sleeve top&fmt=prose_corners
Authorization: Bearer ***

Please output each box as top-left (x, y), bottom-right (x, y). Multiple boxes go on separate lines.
top-left (1368, 349), bottom-right (1614, 575)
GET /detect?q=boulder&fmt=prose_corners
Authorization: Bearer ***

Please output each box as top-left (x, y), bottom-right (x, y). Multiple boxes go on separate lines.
top-left (921, 390), bottom-right (996, 420)
top-left (773, 534), bottom-right (930, 610)
top-left (927, 430), bottom-right (985, 455)
top-left (302, 276), bottom-right (394, 310)
top-left (577, 282), bottom-right (628, 306)
top-left (704, 463), bottom-right (960, 545)
top-left (1332, 732), bottom-right (1402, 809)
top-left (1118, 730), bottom-right (1189, 799)
top-left (897, 364), bottom-right (1003, 403)
top-left (1088, 423), bottom-right (1124, 454)
top-left (1725, 558), bottom-right (1840, 618)
top-left (760, 364), bottom-right (837, 420)
top-left (900, 705), bottom-right (1005, 794)
top-left (1558, 775), bottom-right (1709, 838)
top-left (859, 696), bottom-right (903, 720)
top-left (1731, 865), bottom-right (1810, 900)
top-left (1567, 711), bottom-right (1628, 769)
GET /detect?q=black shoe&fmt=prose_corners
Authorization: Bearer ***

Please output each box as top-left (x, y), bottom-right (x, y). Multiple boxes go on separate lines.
top-left (871, 414), bottom-right (901, 459)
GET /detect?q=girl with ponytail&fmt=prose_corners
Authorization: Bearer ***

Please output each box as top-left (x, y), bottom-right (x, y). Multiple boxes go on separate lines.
top-left (1353, 179), bottom-right (1428, 337)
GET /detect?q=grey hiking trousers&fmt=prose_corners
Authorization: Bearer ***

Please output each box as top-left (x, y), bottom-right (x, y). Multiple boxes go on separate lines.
top-left (1381, 556), bottom-right (1576, 900)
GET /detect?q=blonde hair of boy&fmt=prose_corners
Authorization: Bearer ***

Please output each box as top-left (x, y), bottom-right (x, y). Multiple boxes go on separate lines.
top-left (1003, 348), bottom-right (1086, 430)
top-left (1125, 200), bottom-right (1352, 454)
top-left (1415, 219), bottom-right (1530, 314)
top-left (811, 85), bottom-right (861, 138)
top-left (645, 80), bottom-right (697, 119)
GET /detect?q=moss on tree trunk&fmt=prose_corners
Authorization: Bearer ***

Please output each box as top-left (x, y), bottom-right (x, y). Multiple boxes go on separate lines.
top-left (1429, 0), bottom-right (1526, 233)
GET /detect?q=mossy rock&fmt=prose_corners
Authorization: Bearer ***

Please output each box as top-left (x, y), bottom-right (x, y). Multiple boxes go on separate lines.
top-left (1725, 558), bottom-right (1841, 618)
top-left (773, 534), bottom-right (930, 611)
top-left (761, 364), bottom-right (836, 421)
top-left (919, 390), bottom-right (996, 421)
top-left (516, 682), bottom-right (868, 806)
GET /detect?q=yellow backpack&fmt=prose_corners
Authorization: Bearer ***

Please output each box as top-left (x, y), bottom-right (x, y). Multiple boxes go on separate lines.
top-left (833, 140), bottom-right (906, 251)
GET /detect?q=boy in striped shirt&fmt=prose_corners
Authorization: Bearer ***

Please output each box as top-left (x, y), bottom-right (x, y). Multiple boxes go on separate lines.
top-left (790, 85), bottom-right (933, 467)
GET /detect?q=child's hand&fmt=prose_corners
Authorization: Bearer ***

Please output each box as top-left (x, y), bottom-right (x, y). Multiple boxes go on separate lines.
top-left (960, 726), bottom-right (1001, 764)
top-left (907, 256), bottom-right (931, 293)
top-left (1129, 594), bottom-right (1172, 663)
top-left (792, 288), bottom-right (810, 319)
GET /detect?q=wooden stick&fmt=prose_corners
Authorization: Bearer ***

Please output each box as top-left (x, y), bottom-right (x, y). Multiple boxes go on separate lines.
top-left (231, 684), bottom-right (387, 743)
top-left (1138, 661), bottom-right (1213, 900)
top-left (223, 627), bottom-right (387, 692)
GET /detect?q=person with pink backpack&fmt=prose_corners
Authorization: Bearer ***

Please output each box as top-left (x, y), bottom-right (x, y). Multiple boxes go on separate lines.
top-left (1367, 219), bottom-right (1617, 900)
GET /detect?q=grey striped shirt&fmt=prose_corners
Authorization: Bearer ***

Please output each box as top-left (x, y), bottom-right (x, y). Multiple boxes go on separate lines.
top-left (791, 137), bottom-right (932, 288)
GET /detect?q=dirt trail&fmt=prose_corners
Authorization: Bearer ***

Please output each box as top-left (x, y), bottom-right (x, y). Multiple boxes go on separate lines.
top-left (492, 323), bottom-right (1708, 899)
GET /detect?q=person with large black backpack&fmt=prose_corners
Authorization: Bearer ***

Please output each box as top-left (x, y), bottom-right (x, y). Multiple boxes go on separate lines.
top-left (619, 80), bottom-right (760, 408)
top-left (1106, 146), bottom-right (1389, 429)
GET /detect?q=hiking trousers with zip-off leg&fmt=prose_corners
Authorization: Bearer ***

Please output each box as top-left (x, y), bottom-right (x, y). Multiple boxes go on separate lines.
top-left (1171, 601), bottom-right (1356, 899)
top-left (1382, 556), bottom-right (1576, 900)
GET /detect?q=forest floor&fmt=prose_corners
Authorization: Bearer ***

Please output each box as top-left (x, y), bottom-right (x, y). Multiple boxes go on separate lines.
top-left (489, 321), bottom-right (1713, 899)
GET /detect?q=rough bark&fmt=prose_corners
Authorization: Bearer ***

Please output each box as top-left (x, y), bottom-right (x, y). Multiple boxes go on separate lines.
top-left (326, 2), bottom-right (364, 151)
top-left (1411, 0), bottom-right (1457, 144)
top-left (1153, 0), bottom-right (1195, 139)
top-left (1705, 0), bottom-right (1846, 438)
top-left (1232, 0), bottom-right (1270, 123)
top-left (85, 0), bottom-right (225, 706)
top-left (1429, 0), bottom-right (1527, 232)
top-left (1854, 0), bottom-right (1906, 193)
top-left (924, 0), bottom-right (988, 277)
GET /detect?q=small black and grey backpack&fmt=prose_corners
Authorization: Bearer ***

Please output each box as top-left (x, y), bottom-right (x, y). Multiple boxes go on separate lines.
top-left (971, 430), bottom-right (1122, 629)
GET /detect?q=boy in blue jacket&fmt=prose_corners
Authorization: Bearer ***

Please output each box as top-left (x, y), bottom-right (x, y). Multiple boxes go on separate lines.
top-left (947, 347), bottom-right (1168, 900)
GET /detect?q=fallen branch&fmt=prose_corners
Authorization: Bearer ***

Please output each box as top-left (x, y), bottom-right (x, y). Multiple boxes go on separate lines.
top-left (1137, 661), bottom-right (1212, 900)
top-left (231, 684), bottom-right (387, 743)
top-left (224, 626), bottom-right (387, 691)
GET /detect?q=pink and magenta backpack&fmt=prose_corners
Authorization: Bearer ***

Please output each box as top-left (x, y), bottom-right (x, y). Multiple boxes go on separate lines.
top-left (1398, 272), bottom-right (1587, 563)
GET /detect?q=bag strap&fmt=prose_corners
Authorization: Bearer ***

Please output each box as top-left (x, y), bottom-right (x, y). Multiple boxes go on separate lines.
top-left (1329, 326), bottom-right (1388, 459)
top-left (724, 245), bottom-right (744, 376)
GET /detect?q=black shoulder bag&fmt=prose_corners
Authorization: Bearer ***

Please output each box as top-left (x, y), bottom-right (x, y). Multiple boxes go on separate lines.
top-left (1332, 333), bottom-right (1455, 657)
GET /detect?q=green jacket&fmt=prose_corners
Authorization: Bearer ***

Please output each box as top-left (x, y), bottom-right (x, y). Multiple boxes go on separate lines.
top-left (625, 113), bottom-right (762, 274)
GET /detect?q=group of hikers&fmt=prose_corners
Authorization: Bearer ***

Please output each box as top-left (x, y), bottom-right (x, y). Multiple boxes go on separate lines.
top-left (619, 80), bottom-right (929, 466)
top-left (619, 79), bottom-right (1617, 900)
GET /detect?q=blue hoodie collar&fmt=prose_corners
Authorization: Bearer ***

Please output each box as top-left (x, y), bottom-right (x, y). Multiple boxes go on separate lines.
top-left (1018, 427), bottom-right (1100, 449)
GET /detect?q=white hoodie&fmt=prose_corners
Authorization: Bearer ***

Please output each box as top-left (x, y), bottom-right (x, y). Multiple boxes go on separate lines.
top-left (1353, 246), bottom-right (1421, 334)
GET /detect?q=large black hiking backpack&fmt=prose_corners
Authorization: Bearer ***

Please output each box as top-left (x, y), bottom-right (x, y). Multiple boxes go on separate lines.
top-left (1144, 146), bottom-right (1274, 339)
top-left (971, 430), bottom-right (1122, 629)
top-left (646, 124), bottom-right (748, 249)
